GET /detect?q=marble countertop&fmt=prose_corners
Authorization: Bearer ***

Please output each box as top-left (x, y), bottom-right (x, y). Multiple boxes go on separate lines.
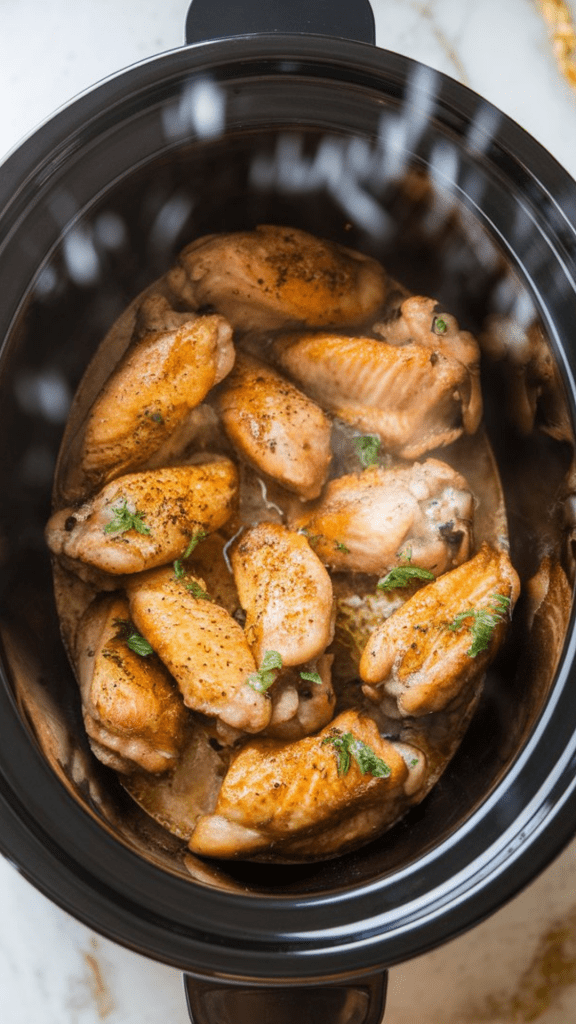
top-left (1, 2), bottom-right (576, 1022)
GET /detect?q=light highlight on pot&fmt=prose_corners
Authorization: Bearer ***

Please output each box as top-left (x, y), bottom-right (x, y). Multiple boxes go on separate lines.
top-left (162, 77), bottom-right (226, 141)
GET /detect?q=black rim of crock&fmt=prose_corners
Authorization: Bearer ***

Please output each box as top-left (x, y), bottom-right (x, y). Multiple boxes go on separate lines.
top-left (1, 34), bottom-right (576, 982)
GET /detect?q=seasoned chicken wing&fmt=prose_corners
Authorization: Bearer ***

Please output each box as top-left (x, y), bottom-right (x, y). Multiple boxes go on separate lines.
top-left (373, 295), bottom-right (481, 424)
top-left (271, 326), bottom-right (481, 458)
top-left (63, 295), bottom-right (235, 499)
top-left (75, 595), bottom-right (189, 774)
top-left (166, 225), bottom-right (388, 331)
top-left (289, 459), bottom-right (474, 576)
top-left (127, 566), bottom-right (271, 734)
top-left (360, 544), bottom-right (520, 717)
top-left (216, 352), bottom-right (332, 500)
top-left (188, 709), bottom-right (412, 859)
top-left (46, 460), bottom-right (238, 576)
top-left (231, 522), bottom-right (334, 667)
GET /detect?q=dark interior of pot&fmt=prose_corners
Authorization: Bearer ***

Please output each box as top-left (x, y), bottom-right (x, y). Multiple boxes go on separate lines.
top-left (0, 54), bottom-right (574, 902)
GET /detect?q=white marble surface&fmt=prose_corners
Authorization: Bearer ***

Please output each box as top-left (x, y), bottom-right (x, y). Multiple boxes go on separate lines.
top-left (2, 2), bottom-right (576, 1022)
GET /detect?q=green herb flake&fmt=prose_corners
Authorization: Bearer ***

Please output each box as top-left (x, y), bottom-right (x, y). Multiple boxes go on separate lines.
top-left (377, 549), bottom-right (434, 592)
top-left (103, 498), bottom-right (151, 536)
top-left (322, 731), bottom-right (391, 778)
top-left (300, 670), bottom-right (323, 685)
top-left (335, 541), bottom-right (350, 553)
top-left (447, 592), bottom-right (511, 657)
top-left (247, 650), bottom-right (283, 693)
top-left (297, 528), bottom-right (322, 549)
top-left (126, 634), bottom-right (154, 657)
top-left (173, 531), bottom-right (207, 579)
top-left (112, 618), bottom-right (154, 658)
top-left (377, 565), bottom-right (435, 592)
top-left (173, 560), bottom-right (186, 581)
top-left (185, 580), bottom-right (211, 601)
top-left (352, 434), bottom-right (381, 469)
top-left (409, 757), bottom-right (419, 768)
top-left (432, 315), bottom-right (448, 335)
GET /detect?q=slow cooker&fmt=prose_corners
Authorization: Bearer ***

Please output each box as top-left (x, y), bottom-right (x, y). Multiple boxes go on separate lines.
top-left (1, 1), bottom-right (576, 1021)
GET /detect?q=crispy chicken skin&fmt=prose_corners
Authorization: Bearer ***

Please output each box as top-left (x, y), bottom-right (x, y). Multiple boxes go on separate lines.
top-left (216, 352), bottom-right (332, 500)
top-left (188, 709), bottom-right (411, 859)
top-left (289, 459), bottom-right (474, 576)
top-left (46, 460), bottom-right (238, 576)
top-left (360, 544), bottom-right (521, 717)
top-left (271, 327), bottom-right (481, 458)
top-left (166, 225), bottom-right (389, 331)
top-left (231, 522), bottom-right (334, 668)
top-left (127, 566), bottom-right (271, 733)
top-left (75, 595), bottom-right (189, 774)
top-left (71, 295), bottom-right (235, 496)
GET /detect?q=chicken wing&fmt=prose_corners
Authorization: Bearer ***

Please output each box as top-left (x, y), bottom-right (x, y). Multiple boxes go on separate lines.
top-left (127, 566), bottom-right (271, 733)
top-left (166, 225), bottom-right (388, 331)
top-left (289, 459), bottom-right (474, 576)
top-left (188, 709), bottom-right (412, 859)
top-left (231, 522), bottom-right (334, 667)
top-left (216, 352), bottom-right (332, 500)
top-left (360, 544), bottom-right (520, 717)
top-left (75, 595), bottom-right (189, 774)
top-left (64, 294), bottom-right (235, 499)
top-left (46, 460), bottom-right (238, 576)
top-left (373, 295), bottom-right (481, 426)
top-left (270, 325), bottom-right (480, 458)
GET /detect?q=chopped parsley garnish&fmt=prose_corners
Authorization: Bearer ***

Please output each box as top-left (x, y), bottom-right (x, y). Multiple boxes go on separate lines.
top-left (103, 498), bottom-right (150, 536)
top-left (185, 579), bottom-right (211, 601)
top-left (377, 565), bottom-right (435, 591)
top-left (432, 315), bottom-right (448, 335)
top-left (377, 549), bottom-right (435, 592)
top-left (297, 528), bottom-right (322, 548)
top-left (335, 541), bottom-right (350, 553)
top-left (112, 618), bottom-right (154, 657)
top-left (409, 757), bottom-right (419, 768)
top-left (352, 434), bottom-right (381, 469)
top-left (300, 670), bottom-right (322, 685)
top-left (447, 593), bottom-right (511, 657)
top-left (126, 633), bottom-right (154, 657)
top-left (322, 731), bottom-right (391, 778)
top-left (173, 531), bottom-right (207, 579)
top-left (247, 650), bottom-right (283, 693)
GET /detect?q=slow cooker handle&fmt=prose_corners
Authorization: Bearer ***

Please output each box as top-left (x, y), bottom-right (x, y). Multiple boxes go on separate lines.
top-left (185, 0), bottom-right (376, 46)
top-left (184, 971), bottom-right (388, 1024)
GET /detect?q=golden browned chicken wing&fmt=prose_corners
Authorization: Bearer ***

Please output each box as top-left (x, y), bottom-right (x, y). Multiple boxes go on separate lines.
top-left (231, 522), bottom-right (334, 668)
top-left (75, 595), bottom-right (189, 774)
top-left (360, 544), bottom-right (520, 717)
top-left (127, 566), bottom-right (271, 734)
top-left (166, 225), bottom-right (389, 331)
top-left (216, 352), bottom-right (332, 500)
top-left (289, 459), bottom-right (474, 576)
top-left (270, 325), bottom-right (481, 458)
top-left (188, 709), bottom-right (414, 859)
top-left (63, 295), bottom-right (235, 499)
top-left (374, 295), bottom-right (481, 408)
top-left (46, 460), bottom-right (238, 576)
